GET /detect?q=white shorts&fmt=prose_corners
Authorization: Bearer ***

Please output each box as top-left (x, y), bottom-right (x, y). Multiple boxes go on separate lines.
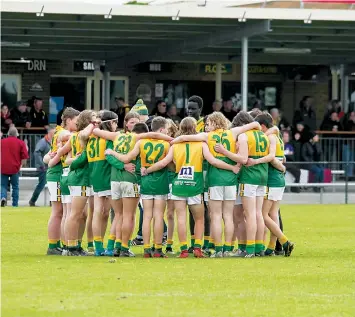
top-left (167, 184), bottom-right (173, 200)
top-left (239, 184), bottom-right (266, 198)
top-left (208, 186), bottom-right (236, 201)
top-left (69, 185), bottom-right (92, 197)
top-left (111, 181), bottom-right (139, 200)
top-left (235, 194), bottom-right (242, 205)
top-left (141, 194), bottom-right (168, 201)
top-left (47, 181), bottom-right (62, 202)
top-left (94, 190), bottom-right (111, 197)
top-left (171, 194), bottom-right (203, 206)
top-left (265, 187), bottom-right (285, 201)
top-left (204, 192), bottom-right (209, 203)
top-left (61, 195), bottom-right (72, 204)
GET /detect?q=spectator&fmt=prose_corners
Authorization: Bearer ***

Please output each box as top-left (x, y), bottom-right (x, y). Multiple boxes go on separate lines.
top-left (282, 131), bottom-right (301, 193)
top-left (320, 111), bottom-right (342, 133)
top-left (110, 96), bottom-right (130, 129)
top-left (130, 99), bottom-right (150, 128)
top-left (150, 100), bottom-right (169, 118)
top-left (270, 108), bottom-right (290, 131)
top-left (29, 128), bottom-right (55, 207)
top-left (11, 100), bottom-right (31, 129)
top-left (212, 100), bottom-right (222, 112)
top-left (29, 97), bottom-right (49, 129)
top-left (301, 133), bottom-right (324, 192)
top-left (1, 104), bottom-right (13, 133)
top-left (293, 96), bottom-right (317, 132)
top-left (1, 127), bottom-right (29, 207)
top-left (292, 121), bottom-right (311, 145)
top-left (167, 104), bottom-right (181, 125)
top-left (221, 99), bottom-right (237, 122)
top-left (342, 111), bottom-right (355, 178)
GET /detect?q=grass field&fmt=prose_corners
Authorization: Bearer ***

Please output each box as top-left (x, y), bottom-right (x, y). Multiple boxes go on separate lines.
top-left (2, 205), bottom-right (355, 317)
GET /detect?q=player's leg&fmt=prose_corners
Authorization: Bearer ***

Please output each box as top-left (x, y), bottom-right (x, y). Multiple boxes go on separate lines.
top-left (188, 206), bottom-right (195, 252)
top-left (86, 194), bottom-right (94, 253)
top-left (47, 181), bottom-right (63, 255)
top-left (189, 198), bottom-right (205, 258)
top-left (203, 199), bottom-right (211, 254)
top-left (221, 186), bottom-right (236, 256)
top-left (78, 203), bottom-right (87, 252)
top-left (275, 209), bottom-right (283, 254)
top-left (142, 198), bottom-right (154, 257)
top-left (132, 202), bottom-right (144, 246)
top-left (92, 195), bottom-right (105, 256)
top-left (255, 190), bottom-right (266, 256)
top-left (121, 197), bottom-right (139, 257)
top-left (209, 187), bottom-right (224, 257)
top-left (165, 197), bottom-right (175, 254)
top-left (101, 197), bottom-right (111, 241)
top-left (10, 173), bottom-right (19, 207)
top-left (240, 184), bottom-right (257, 257)
top-left (174, 199), bottom-right (189, 258)
top-left (152, 198), bottom-right (167, 257)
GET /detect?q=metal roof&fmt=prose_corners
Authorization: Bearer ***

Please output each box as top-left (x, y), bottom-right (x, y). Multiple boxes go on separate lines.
top-left (1, 0), bottom-right (355, 66)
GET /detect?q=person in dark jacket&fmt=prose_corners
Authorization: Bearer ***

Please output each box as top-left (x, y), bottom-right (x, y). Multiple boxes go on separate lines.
top-left (29, 97), bottom-right (49, 129)
top-left (110, 96), bottom-right (130, 129)
top-left (29, 128), bottom-right (55, 206)
top-left (293, 96), bottom-right (317, 132)
top-left (11, 100), bottom-right (31, 129)
top-left (301, 133), bottom-right (324, 191)
top-left (150, 100), bottom-right (170, 118)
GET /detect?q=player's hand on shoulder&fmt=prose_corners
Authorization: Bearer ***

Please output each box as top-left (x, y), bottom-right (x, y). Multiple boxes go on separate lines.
top-left (104, 149), bottom-right (115, 156)
top-left (246, 158), bottom-right (256, 167)
top-left (141, 167), bottom-right (148, 176)
top-left (124, 163), bottom-right (135, 174)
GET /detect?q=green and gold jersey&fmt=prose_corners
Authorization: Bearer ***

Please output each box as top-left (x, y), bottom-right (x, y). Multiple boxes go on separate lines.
top-left (239, 129), bottom-right (270, 186)
top-left (267, 133), bottom-right (285, 187)
top-left (140, 139), bottom-right (170, 195)
top-left (86, 135), bottom-right (111, 192)
top-left (196, 117), bottom-right (205, 133)
top-left (46, 125), bottom-right (64, 182)
top-left (112, 132), bottom-right (139, 184)
top-left (68, 132), bottom-right (89, 187)
top-left (172, 142), bottom-right (204, 197)
top-left (207, 129), bottom-right (237, 187)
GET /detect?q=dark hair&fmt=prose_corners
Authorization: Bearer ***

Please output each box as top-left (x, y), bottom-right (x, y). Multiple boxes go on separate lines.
top-left (255, 113), bottom-right (273, 129)
top-left (249, 109), bottom-right (263, 119)
top-left (300, 96), bottom-right (311, 109)
top-left (99, 110), bottom-right (118, 131)
top-left (188, 95), bottom-right (203, 109)
top-left (124, 112), bottom-right (140, 132)
top-left (232, 111), bottom-right (253, 127)
top-left (151, 116), bottom-right (168, 132)
top-left (132, 122), bottom-right (149, 134)
top-left (155, 99), bottom-right (164, 107)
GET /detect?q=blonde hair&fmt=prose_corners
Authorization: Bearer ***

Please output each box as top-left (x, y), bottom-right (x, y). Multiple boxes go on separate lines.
top-left (177, 117), bottom-right (197, 136)
top-left (166, 119), bottom-right (178, 137)
top-left (207, 111), bottom-right (229, 130)
top-left (76, 110), bottom-right (95, 131)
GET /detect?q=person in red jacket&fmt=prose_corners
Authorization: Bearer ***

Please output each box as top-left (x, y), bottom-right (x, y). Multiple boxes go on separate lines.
top-left (1, 127), bottom-right (29, 207)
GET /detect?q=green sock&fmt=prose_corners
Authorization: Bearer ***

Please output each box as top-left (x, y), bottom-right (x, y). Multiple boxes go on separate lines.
top-left (180, 243), bottom-right (188, 251)
top-left (209, 242), bottom-right (215, 250)
top-left (48, 240), bottom-right (58, 249)
top-left (255, 241), bottom-right (264, 253)
top-left (246, 243), bottom-right (255, 255)
top-left (203, 236), bottom-right (210, 248)
top-left (190, 236), bottom-right (195, 248)
top-left (56, 240), bottom-right (61, 248)
top-left (128, 240), bottom-right (132, 248)
top-left (282, 241), bottom-right (289, 249)
top-left (238, 243), bottom-right (246, 251)
top-left (115, 240), bottom-right (122, 250)
top-left (231, 245), bottom-right (235, 252)
top-left (87, 241), bottom-right (94, 248)
top-left (223, 244), bottom-right (232, 252)
top-left (121, 243), bottom-right (129, 252)
top-left (194, 239), bottom-right (202, 249)
top-left (106, 235), bottom-right (116, 251)
top-left (94, 239), bottom-right (104, 252)
top-left (78, 240), bottom-right (82, 248)
top-left (166, 240), bottom-right (173, 249)
top-left (265, 248), bottom-right (274, 255)
top-left (215, 245), bottom-right (223, 253)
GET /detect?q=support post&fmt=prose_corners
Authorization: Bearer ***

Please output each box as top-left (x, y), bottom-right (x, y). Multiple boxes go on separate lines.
top-left (215, 63), bottom-right (222, 102)
top-left (241, 37), bottom-right (248, 112)
top-left (330, 65), bottom-right (339, 100)
top-left (340, 64), bottom-right (347, 112)
top-left (104, 71), bottom-right (110, 110)
top-left (93, 66), bottom-right (101, 111)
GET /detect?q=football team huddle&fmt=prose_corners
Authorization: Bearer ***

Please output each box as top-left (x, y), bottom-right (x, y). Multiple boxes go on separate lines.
top-left (45, 96), bottom-right (294, 258)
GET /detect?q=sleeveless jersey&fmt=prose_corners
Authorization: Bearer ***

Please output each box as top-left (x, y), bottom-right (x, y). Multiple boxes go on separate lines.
top-left (207, 129), bottom-right (237, 187)
top-left (172, 142), bottom-right (204, 197)
top-left (140, 139), bottom-right (170, 195)
top-left (239, 129), bottom-right (270, 186)
top-left (46, 125), bottom-right (64, 182)
top-left (267, 133), bottom-right (285, 187)
top-left (196, 117), bottom-right (205, 133)
top-left (68, 132), bottom-right (89, 186)
top-left (112, 132), bottom-right (140, 184)
top-left (86, 135), bottom-right (111, 192)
